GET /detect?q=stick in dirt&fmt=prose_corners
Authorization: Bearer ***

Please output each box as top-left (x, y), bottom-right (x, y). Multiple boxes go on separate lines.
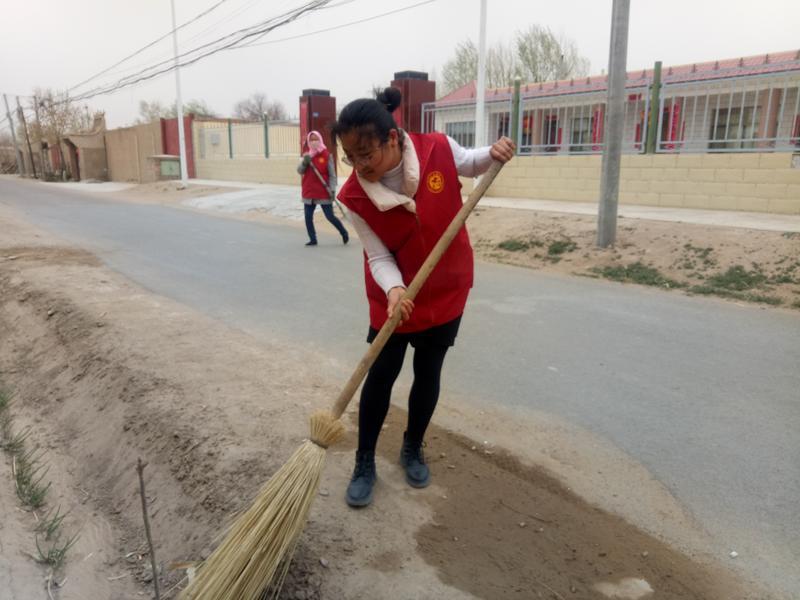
top-left (179, 161), bottom-right (506, 600)
top-left (137, 458), bottom-right (161, 600)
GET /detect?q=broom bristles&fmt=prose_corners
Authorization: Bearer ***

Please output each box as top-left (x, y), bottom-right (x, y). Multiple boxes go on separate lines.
top-left (180, 411), bottom-right (346, 600)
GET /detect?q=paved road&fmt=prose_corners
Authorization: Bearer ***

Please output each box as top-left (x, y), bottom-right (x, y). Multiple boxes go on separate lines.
top-left (2, 178), bottom-right (799, 597)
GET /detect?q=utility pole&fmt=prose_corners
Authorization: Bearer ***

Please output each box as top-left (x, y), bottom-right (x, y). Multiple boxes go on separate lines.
top-left (33, 95), bottom-right (47, 176)
top-left (645, 61), bottom-right (662, 154)
top-left (16, 96), bottom-right (37, 178)
top-left (596, 0), bottom-right (630, 248)
top-left (3, 94), bottom-right (24, 175)
top-left (170, 0), bottom-right (189, 187)
top-left (474, 0), bottom-right (487, 150)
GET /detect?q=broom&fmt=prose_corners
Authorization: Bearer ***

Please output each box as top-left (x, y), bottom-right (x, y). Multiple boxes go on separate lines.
top-left (180, 160), bottom-right (505, 600)
top-left (308, 160), bottom-right (349, 220)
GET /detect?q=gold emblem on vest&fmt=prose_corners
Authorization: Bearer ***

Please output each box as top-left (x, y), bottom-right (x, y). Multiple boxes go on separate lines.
top-left (426, 170), bottom-right (445, 193)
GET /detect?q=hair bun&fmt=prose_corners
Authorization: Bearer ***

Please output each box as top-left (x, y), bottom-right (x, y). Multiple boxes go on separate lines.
top-left (377, 87), bottom-right (402, 113)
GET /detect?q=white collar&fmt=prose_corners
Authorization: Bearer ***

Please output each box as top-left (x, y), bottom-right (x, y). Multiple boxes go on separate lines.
top-left (356, 130), bottom-right (419, 213)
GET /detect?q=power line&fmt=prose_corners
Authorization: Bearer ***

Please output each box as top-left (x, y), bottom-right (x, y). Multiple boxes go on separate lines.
top-left (67, 0), bottom-right (231, 94)
top-left (49, 0), bottom-right (437, 107)
top-left (66, 1), bottom-right (334, 104)
top-left (77, 0), bottom-right (266, 90)
top-left (237, 0), bottom-right (438, 49)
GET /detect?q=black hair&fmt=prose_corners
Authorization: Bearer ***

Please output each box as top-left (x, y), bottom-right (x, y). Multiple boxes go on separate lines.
top-left (331, 87), bottom-right (402, 146)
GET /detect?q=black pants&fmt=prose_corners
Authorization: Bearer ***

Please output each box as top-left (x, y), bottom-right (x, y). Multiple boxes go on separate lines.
top-left (358, 317), bottom-right (461, 452)
top-left (304, 202), bottom-right (347, 242)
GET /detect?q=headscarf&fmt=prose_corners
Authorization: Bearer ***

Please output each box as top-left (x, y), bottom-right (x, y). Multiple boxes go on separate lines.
top-left (306, 130), bottom-right (327, 157)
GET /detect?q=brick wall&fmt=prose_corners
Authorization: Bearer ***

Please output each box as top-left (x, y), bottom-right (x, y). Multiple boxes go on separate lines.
top-left (195, 156), bottom-right (299, 185)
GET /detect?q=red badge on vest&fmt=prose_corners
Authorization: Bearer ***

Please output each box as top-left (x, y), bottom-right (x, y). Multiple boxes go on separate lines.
top-left (426, 170), bottom-right (445, 193)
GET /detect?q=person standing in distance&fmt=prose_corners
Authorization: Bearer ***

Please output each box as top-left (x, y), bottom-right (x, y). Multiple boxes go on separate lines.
top-left (297, 130), bottom-right (349, 246)
top-left (332, 87), bottom-right (514, 507)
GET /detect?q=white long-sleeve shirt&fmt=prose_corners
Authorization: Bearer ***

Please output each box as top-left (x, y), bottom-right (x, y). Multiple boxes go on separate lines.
top-left (348, 136), bottom-right (493, 293)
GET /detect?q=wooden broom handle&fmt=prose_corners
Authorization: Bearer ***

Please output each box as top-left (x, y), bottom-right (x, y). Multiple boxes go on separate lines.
top-left (330, 160), bottom-right (504, 419)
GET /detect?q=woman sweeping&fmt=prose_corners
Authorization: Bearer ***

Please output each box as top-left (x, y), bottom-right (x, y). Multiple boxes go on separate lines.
top-left (333, 87), bottom-right (514, 507)
top-left (297, 130), bottom-right (349, 246)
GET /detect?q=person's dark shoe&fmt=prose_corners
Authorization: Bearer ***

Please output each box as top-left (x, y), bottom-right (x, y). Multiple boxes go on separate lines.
top-left (305, 240), bottom-right (318, 246)
top-left (342, 230), bottom-right (349, 245)
top-left (346, 450), bottom-right (376, 507)
top-left (400, 432), bottom-right (430, 488)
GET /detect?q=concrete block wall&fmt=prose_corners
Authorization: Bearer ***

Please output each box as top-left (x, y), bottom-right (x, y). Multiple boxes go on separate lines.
top-left (105, 122), bottom-right (162, 183)
top-left (194, 156), bottom-right (300, 186)
top-left (484, 152), bottom-right (800, 214)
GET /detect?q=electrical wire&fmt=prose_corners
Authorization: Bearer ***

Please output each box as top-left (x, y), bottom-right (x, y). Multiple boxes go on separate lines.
top-left (236, 0), bottom-right (437, 49)
top-left (67, 0), bottom-right (231, 94)
top-left (65, 0), bottom-right (333, 104)
top-left (85, 0), bottom-right (267, 88)
top-left (49, 0), bottom-right (438, 107)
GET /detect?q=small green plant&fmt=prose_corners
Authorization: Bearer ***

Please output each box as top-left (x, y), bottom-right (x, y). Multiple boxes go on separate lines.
top-left (2, 426), bottom-right (31, 454)
top-left (593, 262), bottom-right (685, 289)
top-left (0, 392), bottom-right (12, 440)
top-left (792, 300), bottom-right (800, 310)
top-left (35, 531), bottom-right (80, 570)
top-left (706, 265), bottom-right (767, 291)
top-left (14, 447), bottom-right (51, 508)
top-left (688, 285), bottom-right (783, 305)
top-left (548, 239), bottom-right (577, 256)
top-left (35, 505), bottom-right (68, 540)
top-left (683, 243), bottom-right (713, 259)
top-left (498, 239), bottom-right (530, 252)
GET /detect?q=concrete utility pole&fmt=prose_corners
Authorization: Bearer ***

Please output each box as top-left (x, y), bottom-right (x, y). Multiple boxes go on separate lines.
top-left (16, 96), bottom-right (37, 178)
top-left (596, 0), bottom-right (630, 248)
top-left (645, 61), bottom-right (662, 154)
top-left (33, 95), bottom-right (47, 175)
top-left (474, 0), bottom-right (487, 149)
top-left (3, 94), bottom-right (24, 175)
top-left (170, 0), bottom-right (189, 186)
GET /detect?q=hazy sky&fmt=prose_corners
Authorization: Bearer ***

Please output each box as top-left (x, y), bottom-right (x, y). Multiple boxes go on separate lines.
top-left (2, 0), bottom-right (799, 128)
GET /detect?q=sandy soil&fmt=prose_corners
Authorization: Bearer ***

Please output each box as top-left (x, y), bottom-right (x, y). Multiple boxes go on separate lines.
top-left (0, 185), bottom-right (784, 599)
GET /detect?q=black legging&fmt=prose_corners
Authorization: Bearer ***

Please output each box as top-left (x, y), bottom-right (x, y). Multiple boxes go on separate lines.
top-left (304, 202), bottom-right (347, 242)
top-left (358, 337), bottom-right (449, 452)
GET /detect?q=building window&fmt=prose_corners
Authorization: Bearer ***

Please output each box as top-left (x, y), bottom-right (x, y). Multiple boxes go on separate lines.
top-left (445, 121), bottom-right (475, 148)
top-left (709, 107), bottom-right (758, 149)
top-left (544, 115), bottom-right (560, 152)
top-left (570, 116), bottom-right (592, 152)
top-left (495, 113), bottom-right (510, 140)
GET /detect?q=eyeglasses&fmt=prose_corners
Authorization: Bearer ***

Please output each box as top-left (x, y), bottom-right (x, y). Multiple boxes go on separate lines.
top-left (342, 143), bottom-right (384, 167)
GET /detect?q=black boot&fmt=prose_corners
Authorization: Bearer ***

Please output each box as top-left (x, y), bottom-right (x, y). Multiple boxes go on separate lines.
top-left (400, 432), bottom-right (430, 488)
top-left (346, 450), bottom-right (376, 507)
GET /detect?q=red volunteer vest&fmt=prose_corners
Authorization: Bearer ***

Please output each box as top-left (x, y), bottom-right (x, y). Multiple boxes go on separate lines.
top-left (301, 149), bottom-right (331, 199)
top-left (338, 132), bottom-right (473, 333)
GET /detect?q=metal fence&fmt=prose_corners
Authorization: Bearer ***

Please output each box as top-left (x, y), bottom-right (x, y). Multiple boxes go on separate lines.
top-left (656, 73), bottom-right (800, 152)
top-left (194, 119), bottom-right (300, 159)
top-left (422, 72), bottom-right (800, 155)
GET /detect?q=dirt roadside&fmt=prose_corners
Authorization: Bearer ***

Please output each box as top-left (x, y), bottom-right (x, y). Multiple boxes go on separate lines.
top-left (0, 191), bottom-right (780, 599)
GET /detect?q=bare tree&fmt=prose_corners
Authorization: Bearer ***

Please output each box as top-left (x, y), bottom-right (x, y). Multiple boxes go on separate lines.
top-left (439, 26), bottom-right (590, 96)
top-left (29, 88), bottom-right (89, 176)
top-left (515, 25), bottom-right (590, 83)
top-left (137, 98), bottom-right (217, 123)
top-left (233, 92), bottom-right (287, 121)
top-left (486, 43), bottom-right (518, 89)
top-left (441, 39), bottom-right (478, 96)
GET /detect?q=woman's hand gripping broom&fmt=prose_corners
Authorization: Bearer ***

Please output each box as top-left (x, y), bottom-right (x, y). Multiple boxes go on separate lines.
top-left (180, 160), bottom-right (506, 600)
